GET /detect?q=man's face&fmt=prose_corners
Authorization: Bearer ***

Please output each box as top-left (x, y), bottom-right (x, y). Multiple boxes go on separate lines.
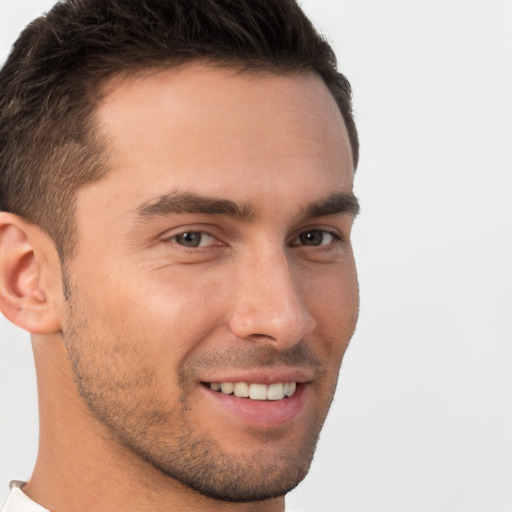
top-left (62, 64), bottom-right (359, 502)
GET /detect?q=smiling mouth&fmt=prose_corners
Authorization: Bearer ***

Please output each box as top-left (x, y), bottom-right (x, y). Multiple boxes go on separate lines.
top-left (205, 381), bottom-right (298, 401)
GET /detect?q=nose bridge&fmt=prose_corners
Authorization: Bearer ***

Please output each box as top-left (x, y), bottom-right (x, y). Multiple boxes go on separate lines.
top-left (229, 244), bottom-right (316, 345)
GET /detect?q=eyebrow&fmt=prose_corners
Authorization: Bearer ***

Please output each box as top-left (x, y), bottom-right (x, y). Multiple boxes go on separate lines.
top-left (134, 191), bottom-right (359, 222)
top-left (303, 191), bottom-right (360, 219)
top-left (134, 192), bottom-right (256, 221)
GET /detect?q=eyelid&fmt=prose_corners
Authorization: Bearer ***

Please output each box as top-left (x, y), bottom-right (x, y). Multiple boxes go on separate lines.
top-left (160, 226), bottom-right (224, 248)
top-left (289, 228), bottom-right (343, 247)
top-left (176, 232), bottom-right (216, 247)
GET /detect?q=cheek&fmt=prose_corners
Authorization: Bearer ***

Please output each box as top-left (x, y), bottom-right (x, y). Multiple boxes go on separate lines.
top-left (102, 266), bottom-right (230, 363)
top-left (298, 262), bottom-right (359, 385)
top-left (302, 260), bottom-right (359, 327)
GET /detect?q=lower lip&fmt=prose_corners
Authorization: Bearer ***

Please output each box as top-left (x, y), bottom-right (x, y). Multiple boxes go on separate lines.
top-left (201, 383), bottom-right (308, 428)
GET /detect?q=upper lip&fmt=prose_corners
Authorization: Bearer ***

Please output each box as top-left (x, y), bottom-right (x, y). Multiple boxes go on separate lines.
top-left (199, 367), bottom-right (315, 385)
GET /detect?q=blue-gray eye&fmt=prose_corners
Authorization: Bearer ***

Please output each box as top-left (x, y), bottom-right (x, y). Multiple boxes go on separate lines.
top-left (173, 232), bottom-right (215, 247)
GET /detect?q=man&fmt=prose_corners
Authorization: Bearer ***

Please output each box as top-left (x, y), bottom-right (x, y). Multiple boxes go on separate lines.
top-left (0, 0), bottom-right (359, 511)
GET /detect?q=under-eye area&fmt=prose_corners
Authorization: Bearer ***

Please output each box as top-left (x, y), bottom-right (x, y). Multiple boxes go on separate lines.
top-left (203, 382), bottom-right (298, 401)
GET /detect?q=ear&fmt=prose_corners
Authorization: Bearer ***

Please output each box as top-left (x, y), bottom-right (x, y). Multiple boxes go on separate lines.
top-left (0, 212), bottom-right (62, 334)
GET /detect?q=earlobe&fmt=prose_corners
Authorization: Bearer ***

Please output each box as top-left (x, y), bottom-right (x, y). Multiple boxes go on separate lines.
top-left (0, 212), bottom-right (62, 334)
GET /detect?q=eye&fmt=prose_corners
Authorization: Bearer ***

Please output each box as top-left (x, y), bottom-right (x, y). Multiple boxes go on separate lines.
top-left (292, 230), bottom-right (337, 247)
top-left (169, 231), bottom-right (217, 248)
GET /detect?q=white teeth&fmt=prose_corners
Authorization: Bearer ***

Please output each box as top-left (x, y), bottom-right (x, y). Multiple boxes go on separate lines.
top-left (233, 382), bottom-right (249, 398)
top-left (267, 383), bottom-right (284, 400)
top-left (210, 381), bottom-right (297, 400)
top-left (249, 383), bottom-right (267, 400)
top-left (285, 381), bottom-right (296, 397)
top-left (220, 382), bottom-right (234, 394)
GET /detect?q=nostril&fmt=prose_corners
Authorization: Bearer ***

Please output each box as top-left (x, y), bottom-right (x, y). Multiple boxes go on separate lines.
top-left (249, 333), bottom-right (277, 341)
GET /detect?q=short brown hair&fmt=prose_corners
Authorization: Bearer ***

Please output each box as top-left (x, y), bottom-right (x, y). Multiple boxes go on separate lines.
top-left (0, 0), bottom-right (359, 261)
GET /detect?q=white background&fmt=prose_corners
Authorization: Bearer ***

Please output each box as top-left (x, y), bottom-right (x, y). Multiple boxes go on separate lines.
top-left (1, 1), bottom-right (511, 510)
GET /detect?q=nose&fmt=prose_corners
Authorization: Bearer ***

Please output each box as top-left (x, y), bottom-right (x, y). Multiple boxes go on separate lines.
top-left (228, 248), bottom-right (316, 348)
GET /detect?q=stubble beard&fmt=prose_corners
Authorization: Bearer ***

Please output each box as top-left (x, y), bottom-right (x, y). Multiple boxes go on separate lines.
top-left (61, 296), bottom-right (336, 503)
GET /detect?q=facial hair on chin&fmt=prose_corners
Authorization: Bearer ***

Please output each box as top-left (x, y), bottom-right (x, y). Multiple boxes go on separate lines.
top-left (62, 299), bottom-right (336, 503)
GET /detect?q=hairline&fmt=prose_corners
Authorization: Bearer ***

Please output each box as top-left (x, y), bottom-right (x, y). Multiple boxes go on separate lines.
top-left (59, 61), bottom-right (356, 261)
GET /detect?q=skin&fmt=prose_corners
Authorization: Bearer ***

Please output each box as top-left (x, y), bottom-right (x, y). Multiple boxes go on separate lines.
top-left (0, 63), bottom-right (359, 512)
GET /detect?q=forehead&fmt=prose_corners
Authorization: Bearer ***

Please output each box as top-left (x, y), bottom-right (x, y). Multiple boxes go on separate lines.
top-left (98, 63), bottom-right (347, 137)
top-left (84, 63), bottom-right (354, 215)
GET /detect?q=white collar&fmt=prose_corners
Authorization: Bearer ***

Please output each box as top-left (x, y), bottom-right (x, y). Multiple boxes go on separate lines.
top-left (1, 482), bottom-right (49, 512)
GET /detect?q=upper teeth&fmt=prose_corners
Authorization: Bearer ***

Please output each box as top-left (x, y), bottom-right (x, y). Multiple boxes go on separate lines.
top-left (210, 381), bottom-right (297, 400)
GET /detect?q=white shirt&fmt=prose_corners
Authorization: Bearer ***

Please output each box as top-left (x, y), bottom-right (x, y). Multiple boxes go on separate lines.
top-left (2, 481), bottom-right (300, 512)
top-left (1, 482), bottom-right (48, 512)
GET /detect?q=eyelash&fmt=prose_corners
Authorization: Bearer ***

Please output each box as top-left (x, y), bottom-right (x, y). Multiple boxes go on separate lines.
top-left (164, 229), bottom-right (342, 249)
top-left (166, 231), bottom-right (220, 248)
top-left (290, 230), bottom-right (342, 248)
